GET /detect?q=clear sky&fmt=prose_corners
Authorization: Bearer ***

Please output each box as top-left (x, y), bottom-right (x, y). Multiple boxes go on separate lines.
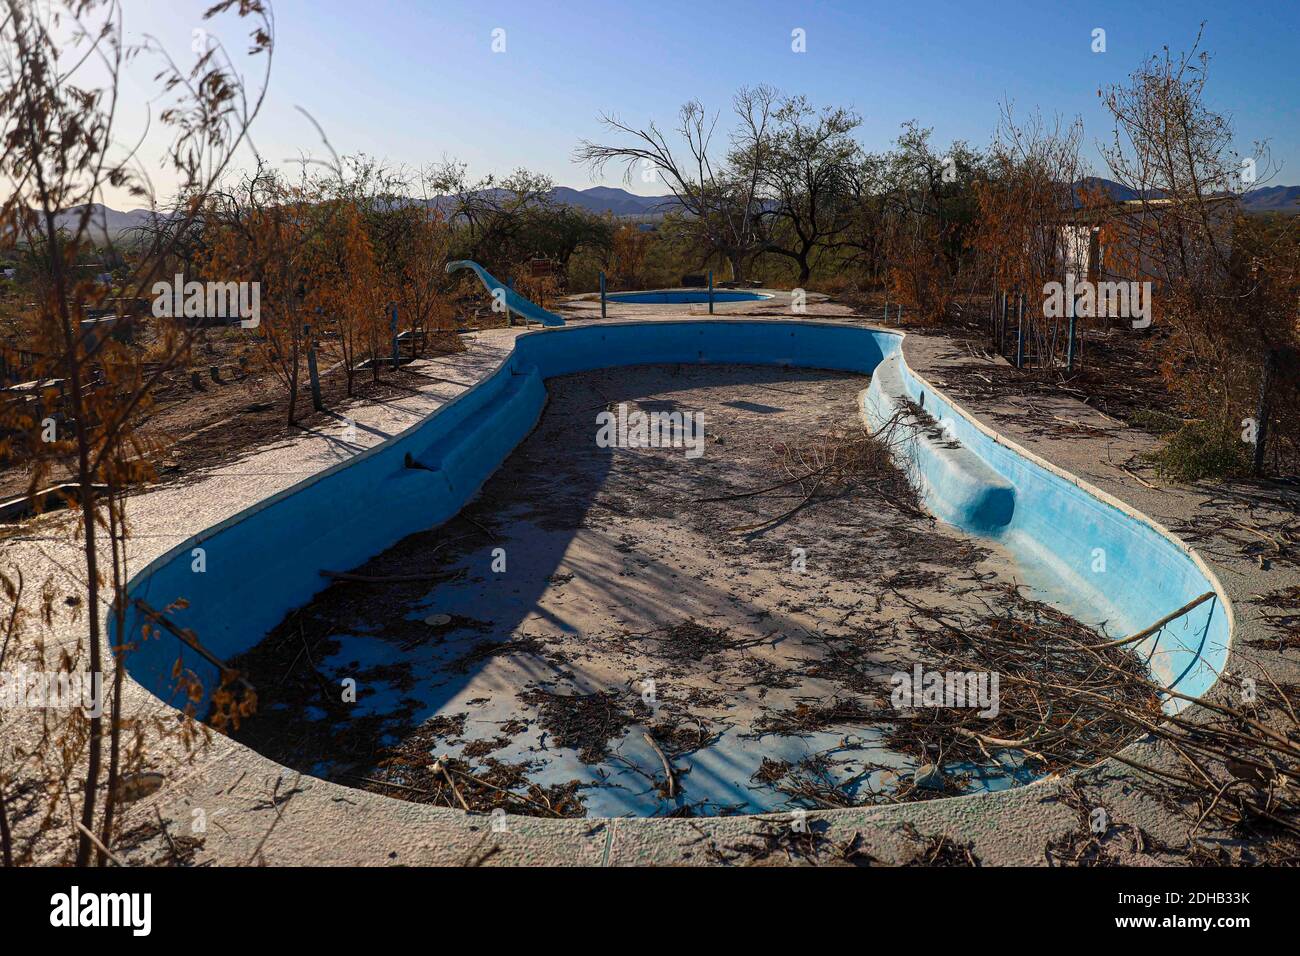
top-left (100, 0), bottom-right (1300, 207)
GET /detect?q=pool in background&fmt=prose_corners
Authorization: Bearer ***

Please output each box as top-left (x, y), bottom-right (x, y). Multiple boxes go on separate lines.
top-left (606, 290), bottom-right (773, 304)
top-left (116, 319), bottom-right (1232, 800)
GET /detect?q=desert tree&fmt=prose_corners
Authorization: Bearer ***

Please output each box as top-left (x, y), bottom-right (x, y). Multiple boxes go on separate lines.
top-left (1102, 25), bottom-right (1299, 475)
top-left (973, 105), bottom-right (1089, 364)
top-left (372, 159), bottom-right (456, 342)
top-left (0, 0), bottom-right (270, 865)
top-left (423, 159), bottom-right (554, 275)
top-left (576, 85), bottom-right (777, 283)
top-left (876, 122), bottom-right (985, 319)
top-left (201, 162), bottom-right (326, 421)
top-left (836, 151), bottom-right (890, 285)
top-left (607, 222), bottom-right (651, 289)
top-left (739, 95), bottom-right (864, 286)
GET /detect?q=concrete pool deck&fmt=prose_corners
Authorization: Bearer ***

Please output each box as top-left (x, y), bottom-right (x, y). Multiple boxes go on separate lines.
top-left (3, 298), bottom-right (1296, 866)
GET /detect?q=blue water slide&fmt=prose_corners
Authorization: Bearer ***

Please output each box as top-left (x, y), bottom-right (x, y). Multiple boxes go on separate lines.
top-left (446, 259), bottom-right (566, 327)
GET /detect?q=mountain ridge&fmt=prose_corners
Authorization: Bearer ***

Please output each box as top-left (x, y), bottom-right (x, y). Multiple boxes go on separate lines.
top-left (51, 179), bottom-right (1300, 239)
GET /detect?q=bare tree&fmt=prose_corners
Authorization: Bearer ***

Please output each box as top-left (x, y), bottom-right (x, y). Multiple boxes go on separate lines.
top-left (423, 159), bottom-right (553, 273)
top-left (973, 105), bottom-right (1087, 364)
top-left (576, 85), bottom-right (777, 283)
top-left (0, 0), bottom-right (270, 865)
top-left (1101, 24), bottom-right (1299, 473)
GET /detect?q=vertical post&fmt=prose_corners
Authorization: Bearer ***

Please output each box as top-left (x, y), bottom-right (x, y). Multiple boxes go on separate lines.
top-left (600, 271), bottom-right (607, 319)
top-left (1252, 349), bottom-right (1278, 478)
top-left (999, 291), bottom-right (1007, 357)
top-left (1066, 275), bottom-right (1076, 370)
top-left (390, 303), bottom-right (399, 367)
top-left (1015, 293), bottom-right (1024, 369)
top-left (883, 298), bottom-right (888, 324)
top-left (306, 315), bottom-right (323, 411)
top-left (708, 270), bottom-right (714, 314)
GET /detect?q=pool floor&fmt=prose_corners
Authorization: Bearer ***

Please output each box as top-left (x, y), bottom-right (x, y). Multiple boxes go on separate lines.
top-left (226, 363), bottom-right (1094, 816)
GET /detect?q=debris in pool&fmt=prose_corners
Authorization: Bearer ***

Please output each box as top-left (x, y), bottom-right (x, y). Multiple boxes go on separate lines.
top-left (223, 364), bottom-right (1157, 819)
top-left (518, 688), bottom-right (636, 764)
top-left (913, 763), bottom-right (946, 790)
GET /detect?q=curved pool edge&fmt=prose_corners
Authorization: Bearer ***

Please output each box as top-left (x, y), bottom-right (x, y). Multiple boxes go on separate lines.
top-left (867, 344), bottom-right (1233, 702)
top-left (111, 316), bottom-right (1236, 822)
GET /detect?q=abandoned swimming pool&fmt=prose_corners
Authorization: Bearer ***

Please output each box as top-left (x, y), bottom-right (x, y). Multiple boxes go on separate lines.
top-left (116, 319), bottom-right (1233, 817)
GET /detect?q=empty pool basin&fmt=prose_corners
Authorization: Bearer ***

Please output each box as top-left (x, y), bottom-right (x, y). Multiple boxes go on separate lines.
top-left (116, 319), bottom-right (1232, 795)
top-left (606, 290), bottom-right (773, 304)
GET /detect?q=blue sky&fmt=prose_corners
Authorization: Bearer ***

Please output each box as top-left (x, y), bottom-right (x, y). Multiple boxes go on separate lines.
top-left (106, 0), bottom-right (1300, 205)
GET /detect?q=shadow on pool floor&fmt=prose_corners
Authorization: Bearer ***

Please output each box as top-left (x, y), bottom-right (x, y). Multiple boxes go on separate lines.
top-left (221, 363), bottom-right (1120, 817)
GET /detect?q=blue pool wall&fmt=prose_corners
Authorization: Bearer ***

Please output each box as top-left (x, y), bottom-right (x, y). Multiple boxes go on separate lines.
top-left (864, 350), bottom-right (1230, 699)
top-left (117, 319), bottom-right (1230, 712)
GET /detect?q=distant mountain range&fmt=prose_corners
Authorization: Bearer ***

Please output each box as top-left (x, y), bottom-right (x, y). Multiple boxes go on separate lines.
top-left (1079, 177), bottom-right (1300, 214)
top-left (49, 180), bottom-right (1300, 240)
top-left (51, 204), bottom-right (166, 241)
top-left (1237, 184), bottom-right (1300, 214)
top-left (48, 188), bottom-right (679, 241)
top-left (418, 185), bottom-right (678, 219)
top-left (550, 186), bottom-right (678, 216)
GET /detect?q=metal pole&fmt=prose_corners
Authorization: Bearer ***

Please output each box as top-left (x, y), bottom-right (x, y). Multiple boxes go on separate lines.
top-left (999, 291), bottom-right (1007, 357)
top-left (306, 315), bottom-right (323, 411)
top-left (390, 303), bottom-right (399, 367)
top-left (987, 293), bottom-right (998, 353)
top-left (1065, 275), bottom-right (1076, 370)
top-left (600, 271), bottom-right (606, 319)
top-left (1252, 349), bottom-right (1278, 478)
top-left (1015, 293), bottom-right (1024, 369)
top-left (883, 298), bottom-right (888, 324)
top-left (708, 270), bottom-right (714, 314)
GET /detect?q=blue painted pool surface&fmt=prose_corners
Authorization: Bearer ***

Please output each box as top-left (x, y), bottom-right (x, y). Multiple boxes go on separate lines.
top-left (117, 319), bottom-right (1231, 801)
top-left (446, 259), bottom-right (566, 326)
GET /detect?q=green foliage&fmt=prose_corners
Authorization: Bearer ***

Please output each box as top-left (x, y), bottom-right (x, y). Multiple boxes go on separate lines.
top-left (1128, 408), bottom-right (1185, 434)
top-left (1146, 419), bottom-right (1251, 482)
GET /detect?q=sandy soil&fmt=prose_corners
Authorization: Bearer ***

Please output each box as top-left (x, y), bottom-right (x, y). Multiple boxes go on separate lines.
top-left (0, 329), bottom-right (466, 503)
top-left (224, 362), bottom-right (1088, 817)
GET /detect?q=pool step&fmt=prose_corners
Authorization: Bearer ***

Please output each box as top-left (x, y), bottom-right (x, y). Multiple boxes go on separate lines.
top-left (863, 352), bottom-right (1015, 536)
top-left (406, 365), bottom-right (547, 496)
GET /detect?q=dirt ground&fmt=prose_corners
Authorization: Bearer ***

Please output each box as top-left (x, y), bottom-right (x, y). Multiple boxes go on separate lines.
top-left (0, 327), bottom-right (466, 502)
top-left (222, 362), bottom-right (1124, 818)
